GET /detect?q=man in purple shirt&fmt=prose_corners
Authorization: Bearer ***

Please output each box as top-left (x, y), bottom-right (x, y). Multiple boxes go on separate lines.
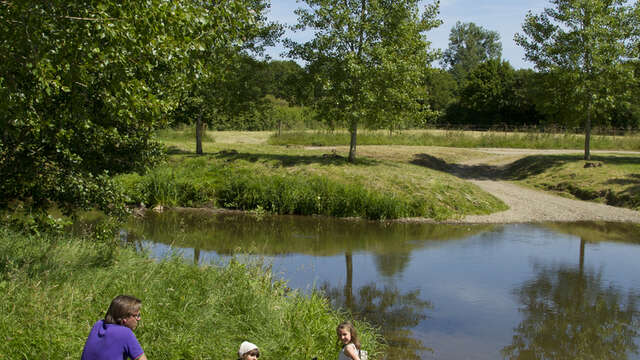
top-left (81, 295), bottom-right (148, 360)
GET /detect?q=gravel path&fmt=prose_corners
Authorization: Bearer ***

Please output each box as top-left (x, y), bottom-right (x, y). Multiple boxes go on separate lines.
top-left (457, 179), bottom-right (640, 223)
top-left (445, 149), bottom-right (640, 224)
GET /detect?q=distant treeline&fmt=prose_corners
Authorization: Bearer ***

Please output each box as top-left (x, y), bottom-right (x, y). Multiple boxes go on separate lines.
top-left (181, 57), bottom-right (640, 133)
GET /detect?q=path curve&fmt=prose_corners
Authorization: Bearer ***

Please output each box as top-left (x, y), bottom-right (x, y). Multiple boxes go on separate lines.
top-left (456, 180), bottom-right (640, 223)
top-left (436, 148), bottom-right (640, 224)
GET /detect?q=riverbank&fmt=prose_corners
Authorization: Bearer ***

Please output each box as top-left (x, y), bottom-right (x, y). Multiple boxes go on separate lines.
top-left (0, 226), bottom-right (382, 359)
top-left (151, 130), bottom-right (640, 223)
top-left (115, 142), bottom-right (507, 221)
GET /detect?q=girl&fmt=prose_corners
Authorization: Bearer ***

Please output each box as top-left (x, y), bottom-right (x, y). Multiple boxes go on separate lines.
top-left (336, 321), bottom-right (361, 360)
top-left (238, 341), bottom-right (260, 360)
top-left (81, 295), bottom-right (147, 360)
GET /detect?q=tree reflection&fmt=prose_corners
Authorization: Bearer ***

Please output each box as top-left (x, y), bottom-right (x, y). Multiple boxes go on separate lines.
top-left (502, 259), bottom-right (640, 359)
top-left (322, 252), bottom-right (432, 360)
top-left (374, 252), bottom-right (411, 278)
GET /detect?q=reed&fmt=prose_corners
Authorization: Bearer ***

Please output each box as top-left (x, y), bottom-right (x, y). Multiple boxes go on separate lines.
top-left (115, 153), bottom-right (507, 221)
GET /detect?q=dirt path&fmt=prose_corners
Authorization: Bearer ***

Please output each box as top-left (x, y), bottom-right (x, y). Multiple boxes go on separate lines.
top-left (444, 149), bottom-right (640, 224)
top-left (458, 179), bottom-right (640, 223)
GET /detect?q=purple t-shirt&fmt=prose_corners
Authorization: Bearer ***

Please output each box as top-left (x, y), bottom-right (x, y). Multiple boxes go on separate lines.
top-left (81, 320), bottom-right (144, 360)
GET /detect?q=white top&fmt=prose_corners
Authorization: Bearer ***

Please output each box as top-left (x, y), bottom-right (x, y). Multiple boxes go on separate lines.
top-left (338, 343), bottom-right (357, 360)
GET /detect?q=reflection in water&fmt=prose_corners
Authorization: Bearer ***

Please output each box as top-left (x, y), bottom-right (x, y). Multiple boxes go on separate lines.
top-left (503, 261), bottom-right (640, 359)
top-left (543, 222), bottom-right (640, 244)
top-left (122, 209), bottom-right (493, 258)
top-left (323, 281), bottom-right (431, 360)
top-left (119, 210), bottom-right (489, 359)
top-left (103, 210), bottom-right (640, 359)
top-left (322, 252), bottom-right (432, 360)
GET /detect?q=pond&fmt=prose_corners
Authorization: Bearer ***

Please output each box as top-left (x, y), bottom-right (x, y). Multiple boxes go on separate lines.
top-left (122, 209), bottom-right (640, 360)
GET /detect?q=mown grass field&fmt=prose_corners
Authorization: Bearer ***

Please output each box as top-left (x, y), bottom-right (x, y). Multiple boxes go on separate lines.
top-left (268, 129), bottom-right (640, 150)
top-left (0, 226), bottom-right (382, 360)
top-left (156, 128), bottom-right (640, 213)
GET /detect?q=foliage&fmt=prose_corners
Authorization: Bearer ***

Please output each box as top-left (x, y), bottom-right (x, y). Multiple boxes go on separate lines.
top-left (0, 0), bottom-right (267, 212)
top-left (0, 0), bottom-right (189, 212)
top-left (167, 1), bottom-right (282, 153)
top-left (0, 227), bottom-right (382, 359)
top-left (442, 21), bottom-right (502, 83)
top-left (261, 60), bottom-right (314, 106)
top-left (423, 68), bottom-right (458, 121)
top-left (287, 0), bottom-right (442, 161)
top-left (265, 95), bottom-right (322, 131)
top-left (515, 0), bottom-right (640, 159)
top-left (445, 60), bottom-right (542, 127)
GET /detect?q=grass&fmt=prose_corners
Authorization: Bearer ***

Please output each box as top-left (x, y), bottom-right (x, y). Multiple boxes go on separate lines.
top-left (150, 128), bottom-right (640, 214)
top-left (0, 226), bottom-right (383, 360)
top-left (504, 154), bottom-right (640, 210)
top-left (115, 144), bottom-right (508, 220)
top-left (268, 129), bottom-right (640, 151)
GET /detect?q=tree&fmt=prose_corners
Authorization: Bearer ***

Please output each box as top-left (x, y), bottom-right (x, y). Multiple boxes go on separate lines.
top-left (288, 0), bottom-right (441, 162)
top-left (502, 262), bottom-right (639, 359)
top-left (442, 21), bottom-right (502, 83)
top-left (168, 0), bottom-right (282, 155)
top-left (423, 68), bottom-right (458, 120)
top-left (515, 0), bottom-right (640, 160)
top-left (0, 0), bottom-right (265, 212)
top-left (261, 60), bottom-right (313, 106)
top-left (447, 59), bottom-right (542, 128)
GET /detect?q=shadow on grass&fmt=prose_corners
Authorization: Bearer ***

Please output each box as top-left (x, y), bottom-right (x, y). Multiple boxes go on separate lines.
top-left (606, 173), bottom-right (640, 186)
top-left (410, 153), bottom-right (519, 180)
top-left (411, 154), bottom-right (640, 181)
top-left (166, 146), bottom-right (193, 155)
top-left (214, 149), bottom-right (378, 167)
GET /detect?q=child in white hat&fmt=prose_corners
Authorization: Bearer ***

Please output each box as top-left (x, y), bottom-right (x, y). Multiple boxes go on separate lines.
top-left (238, 341), bottom-right (260, 360)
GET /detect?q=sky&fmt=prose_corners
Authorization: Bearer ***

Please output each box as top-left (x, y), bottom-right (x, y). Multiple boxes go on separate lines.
top-left (263, 0), bottom-right (547, 69)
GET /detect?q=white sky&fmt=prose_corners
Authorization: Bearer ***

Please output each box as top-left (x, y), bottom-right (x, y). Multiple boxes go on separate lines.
top-left (264, 0), bottom-right (548, 69)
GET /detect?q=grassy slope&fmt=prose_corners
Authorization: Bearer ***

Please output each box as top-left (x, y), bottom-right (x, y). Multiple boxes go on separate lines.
top-left (505, 154), bottom-right (640, 210)
top-left (258, 129), bottom-right (640, 212)
top-left (124, 130), bottom-right (507, 220)
top-left (0, 227), bottom-right (381, 360)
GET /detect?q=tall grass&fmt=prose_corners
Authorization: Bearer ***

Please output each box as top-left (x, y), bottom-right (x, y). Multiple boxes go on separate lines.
top-left (268, 130), bottom-right (640, 150)
top-left (216, 170), bottom-right (421, 220)
top-left (0, 227), bottom-right (383, 359)
top-left (115, 155), bottom-right (507, 221)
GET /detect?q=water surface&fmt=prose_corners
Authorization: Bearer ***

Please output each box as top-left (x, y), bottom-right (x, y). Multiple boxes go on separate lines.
top-left (123, 210), bottom-right (640, 360)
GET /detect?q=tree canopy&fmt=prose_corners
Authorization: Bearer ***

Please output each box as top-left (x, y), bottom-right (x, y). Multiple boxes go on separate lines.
top-left (442, 21), bottom-right (502, 83)
top-left (515, 0), bottom-right (640, 159)
top-left (0, 0), bottom-right (261, 211)
top-left (287, 0), bottom-right (442, 162)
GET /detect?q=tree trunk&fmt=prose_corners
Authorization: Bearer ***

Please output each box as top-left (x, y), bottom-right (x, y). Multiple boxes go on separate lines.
top-left (345, 252), bottom-right (354, 310)
top-left (278, 118), bottom-right (282, 137)
top-left (196, 112), bottom-right (203, 155)
top-left (584, 107), bottom-right (591, 160)
top-left (348, 121), bottom-right (358, 163)
top-left (579, 238), bottom-right (585, 276)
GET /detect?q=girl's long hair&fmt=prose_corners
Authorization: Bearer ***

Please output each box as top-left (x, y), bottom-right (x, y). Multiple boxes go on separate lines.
top-left (336, 321), bottom-right (361, 350)
top-left (104, 295), bottom-right (141, 325)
